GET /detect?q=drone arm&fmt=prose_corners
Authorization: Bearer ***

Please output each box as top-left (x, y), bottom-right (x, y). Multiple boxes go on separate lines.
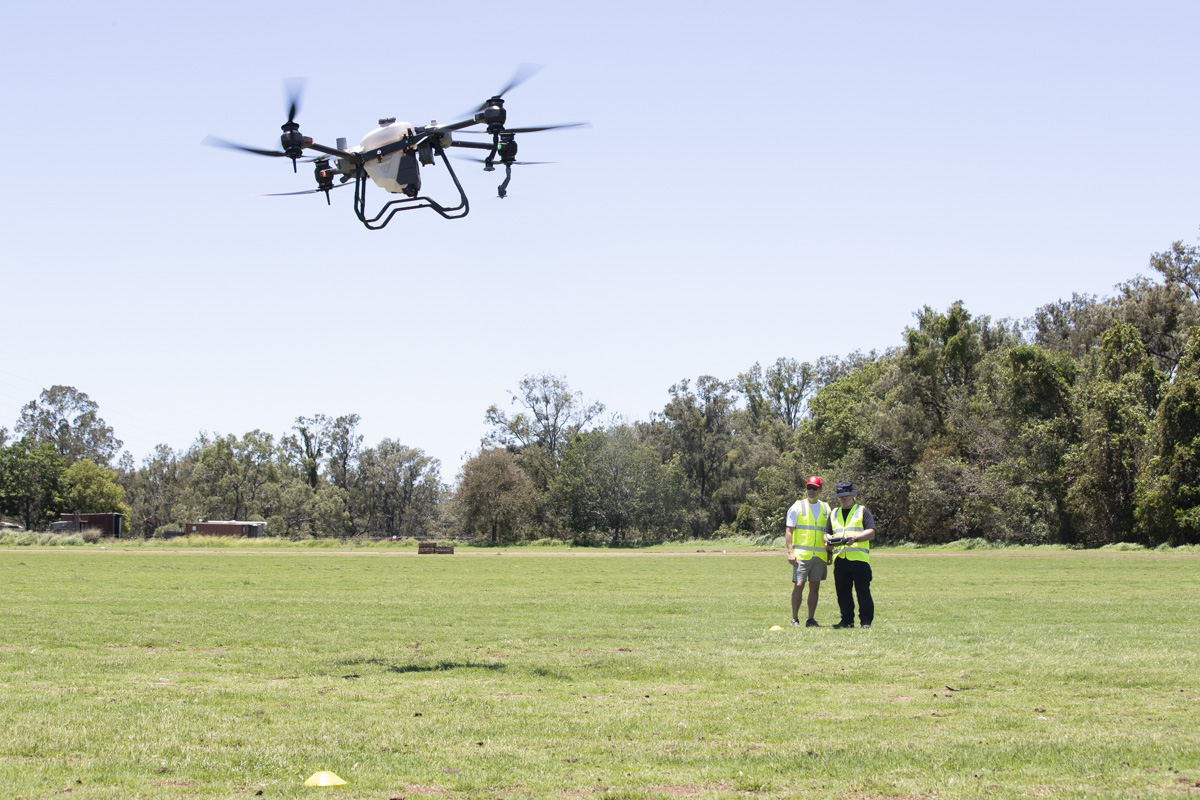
top-left (434, 117), bottom-right (487, 134)
top-left (448, 140), bottom-right (496, 151)
top-left (303, 141), bottom-right (361, 163)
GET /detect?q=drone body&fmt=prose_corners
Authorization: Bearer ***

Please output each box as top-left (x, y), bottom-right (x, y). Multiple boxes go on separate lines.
top-left (204, 67), bottom-right (587, 230)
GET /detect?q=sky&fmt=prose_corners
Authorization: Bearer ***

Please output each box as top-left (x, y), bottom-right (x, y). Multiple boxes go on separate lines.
top-left (2, 0), bottom-right (1198, 478)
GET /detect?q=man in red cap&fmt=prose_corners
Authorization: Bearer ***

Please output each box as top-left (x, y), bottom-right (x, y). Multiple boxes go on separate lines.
top-left (784, 476), bottom-right (832, 627)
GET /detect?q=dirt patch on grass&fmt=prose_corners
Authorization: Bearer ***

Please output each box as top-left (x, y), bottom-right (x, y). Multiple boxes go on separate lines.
top-left (402, 784), bottom-right (446, 794)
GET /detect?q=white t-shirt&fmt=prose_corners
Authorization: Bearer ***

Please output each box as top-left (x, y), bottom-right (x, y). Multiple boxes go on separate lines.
top-left (786, 499), bottom-right (826, 528)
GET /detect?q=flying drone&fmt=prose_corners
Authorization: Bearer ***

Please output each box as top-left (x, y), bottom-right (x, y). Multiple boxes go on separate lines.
top-left (203, 66), bottom-right (588, 230)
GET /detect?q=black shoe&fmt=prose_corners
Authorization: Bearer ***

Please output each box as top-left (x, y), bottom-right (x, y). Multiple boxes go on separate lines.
top-left (832, 622), bottom-right (854, 629)
top-left (861, 624), bottom-right (871, 629)
top-left (805, 619), bottom-right (819, 628)
top-left (790, 619), bottom-right (801, 627)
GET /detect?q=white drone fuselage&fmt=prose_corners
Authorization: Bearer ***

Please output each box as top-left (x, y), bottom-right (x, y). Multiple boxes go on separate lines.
top-left (346, 120), bottom-right (417, 194)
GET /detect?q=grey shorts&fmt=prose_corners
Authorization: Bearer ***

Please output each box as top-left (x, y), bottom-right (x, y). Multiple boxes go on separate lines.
top-left (792, 558), bottom-right (827, 584)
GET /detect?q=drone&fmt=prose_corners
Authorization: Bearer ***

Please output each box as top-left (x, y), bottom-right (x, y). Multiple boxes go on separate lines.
top-left (203, 66), bottom-right (588, 230)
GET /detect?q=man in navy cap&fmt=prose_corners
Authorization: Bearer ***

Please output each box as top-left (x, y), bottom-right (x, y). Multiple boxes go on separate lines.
top-left (825, 481), bottom-right (877, 629)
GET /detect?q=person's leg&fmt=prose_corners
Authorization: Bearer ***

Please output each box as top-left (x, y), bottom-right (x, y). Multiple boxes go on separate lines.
top-left (806, 581), bottom-right (820, 621)
top-left (792, 580), bottom-right (804, 623)
top-left (833, 560), bottom-right (854, 626)
top-left (854, 562), bottom-right (873, 626)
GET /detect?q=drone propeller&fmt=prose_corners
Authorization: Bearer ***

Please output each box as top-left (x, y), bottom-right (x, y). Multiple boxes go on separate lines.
top-left (202, 135), bottom-right (289, 158)
top-left (203, 78), bottom-right (311, 171)
top-left (456, 121), bottom-right (591, 135)
top-left (278, 77), bottom-right (308, 172)
top-left (469, 63), bottom-right (543, 114)
top-left (454, 154), bottom-right (555, 168)
top-left (202, 136), bottom-right (324, 161)
top-left (258, 182), bottom-right (353, 198)
top-left (283, 78), bottom-right (304, 127)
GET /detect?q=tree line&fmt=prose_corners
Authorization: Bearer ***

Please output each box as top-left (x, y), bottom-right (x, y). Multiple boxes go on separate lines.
top-left (3, 230), bottom-right (1199, 546)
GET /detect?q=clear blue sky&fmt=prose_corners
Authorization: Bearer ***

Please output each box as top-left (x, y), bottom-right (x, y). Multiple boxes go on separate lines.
top-left (2, 0), bottom-right (1198, 477)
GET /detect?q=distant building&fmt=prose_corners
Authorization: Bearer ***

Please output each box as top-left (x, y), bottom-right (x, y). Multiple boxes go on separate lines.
top-left (185, 520), bottom-right (266, 537)
top-left (55, 513), bottom-right (124, 537)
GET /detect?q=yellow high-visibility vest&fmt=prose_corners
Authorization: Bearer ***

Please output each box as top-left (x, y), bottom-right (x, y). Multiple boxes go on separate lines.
top-left (831, 504), bottom-right (869, 563)
top-left (792, 500), bottom-right (831, 563)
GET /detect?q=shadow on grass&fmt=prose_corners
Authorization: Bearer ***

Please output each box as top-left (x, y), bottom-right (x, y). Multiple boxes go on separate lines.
top-left (529, 666), bottom-right (573, 680)
top-left (337, 657), bottom-right (507, 674)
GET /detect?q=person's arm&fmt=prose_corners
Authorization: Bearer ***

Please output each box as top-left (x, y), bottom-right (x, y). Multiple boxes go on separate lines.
top-left (785, 527), bottom-right (797, 563)
top-left (849, 508), bottom-right (876, 542)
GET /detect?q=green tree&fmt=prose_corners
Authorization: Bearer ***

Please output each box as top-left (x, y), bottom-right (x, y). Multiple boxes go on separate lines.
top-left (738, 358), bottom-right (815, 434)
top-left (325, 414), bottom-right (364, 492)
top-left (0, 438), bottom-right (66, 530)
top-left (900, 301), bottom-right (985, 427)
top-left (454, 448), bottom-right (537, 544)
top-left (485, 373), bottom-right (604, 490)
top-left (645, 376), bottom-right (738, 537)
top-left (1136, 327), bottom-right (1200, 545)
top-left (15, 386), bottom-right (123, 466)
top-left (550, 426), bottom-right (686, 545)
top-left (1065, 324), bottom-right (1163, 544)
top-left (119, 444), bottom-right (188, 537)
top-left (1149, 227), bottom-right (1200, 303)
top-left (353, 440), bottom-right (443, 538)
top-left (189, 431), bottom-right (279, 521)
top-left (281, 414), bottom-right (332, 490)
top-left (63, 459), bottom-right (131, 516)
top-left (989, 344), bottom-right (1079, 543)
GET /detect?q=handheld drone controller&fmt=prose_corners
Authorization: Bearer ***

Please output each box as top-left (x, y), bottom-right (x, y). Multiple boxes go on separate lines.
top-left (826, 536), bottom-right (853, 547)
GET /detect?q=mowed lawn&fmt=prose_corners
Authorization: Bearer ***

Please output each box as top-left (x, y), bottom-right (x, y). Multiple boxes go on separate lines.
top-left (0, 548), bottom-right (1197, 799)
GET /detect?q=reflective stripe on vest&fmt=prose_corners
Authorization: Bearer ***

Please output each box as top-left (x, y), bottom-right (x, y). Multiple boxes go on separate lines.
top-left (831, 504), bottom-right (869, 563)
top-left (793, 500), bottom-right (831, 563)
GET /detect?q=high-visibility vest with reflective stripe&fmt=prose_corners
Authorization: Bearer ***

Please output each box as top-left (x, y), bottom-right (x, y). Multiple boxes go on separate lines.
top-left (792, 500), bottom-right (831, 563)
top-left (831, 504), bottom-right (869, 563)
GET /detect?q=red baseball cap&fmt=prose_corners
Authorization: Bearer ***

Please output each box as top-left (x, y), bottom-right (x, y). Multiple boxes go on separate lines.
top-left (806, 476), bottom-right (823, 488)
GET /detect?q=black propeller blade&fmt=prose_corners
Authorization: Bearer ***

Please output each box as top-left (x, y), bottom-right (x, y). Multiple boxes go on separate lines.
top-left (471, 63), bottom-right (543, 113)
top-left (202, 135), bottom-right (289, 158)
top-left (455, 122), bottom-right (591, 135)
top-left (204, 79), bottom-right (310, 170)
top-left (258, 181), bottom-right (354, 197)
top-left (454, 155), bottom-right (555, 167)
top-left (202, 136), bottom-right (326, 160)
top-left (283, 78), bottom-right (304, 125)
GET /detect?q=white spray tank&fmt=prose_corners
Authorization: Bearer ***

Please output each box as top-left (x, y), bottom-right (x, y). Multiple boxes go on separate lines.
top-left (357, 118), bottom-right (419, 194)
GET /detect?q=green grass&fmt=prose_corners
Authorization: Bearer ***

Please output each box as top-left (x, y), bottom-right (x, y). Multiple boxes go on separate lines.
top-left (1, 548), bottom-right (1198, 799)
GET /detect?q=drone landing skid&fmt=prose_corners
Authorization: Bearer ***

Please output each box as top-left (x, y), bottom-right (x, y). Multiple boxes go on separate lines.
top-left (352, 146), bottom-right (469, 230)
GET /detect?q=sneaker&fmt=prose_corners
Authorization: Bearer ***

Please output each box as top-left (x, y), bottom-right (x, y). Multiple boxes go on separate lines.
top-left (861, 624), bottom-right (871, 629)
top-left (831, 622), bottom-right (854, 629)
top-left (790, 619), bottom-right (801, 627)
top-left (805, 619), bottom-right (819, 628)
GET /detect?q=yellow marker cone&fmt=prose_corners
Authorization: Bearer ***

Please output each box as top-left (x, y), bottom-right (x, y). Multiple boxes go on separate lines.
top-left (305, 771), bottom-right (347, 786)
top-left (769, 625), bottom-right (783, 631)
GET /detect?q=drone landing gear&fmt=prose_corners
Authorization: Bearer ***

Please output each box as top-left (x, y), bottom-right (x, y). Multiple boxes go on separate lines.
top-left (352, 146), bottom-right (469, 230)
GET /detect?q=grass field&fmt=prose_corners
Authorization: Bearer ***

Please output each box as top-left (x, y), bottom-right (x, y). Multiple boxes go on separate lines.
top-left (1, 547), bottom-right (1198, 799)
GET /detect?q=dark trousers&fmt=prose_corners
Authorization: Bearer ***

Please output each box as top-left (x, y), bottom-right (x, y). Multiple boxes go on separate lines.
top-left (834, 558), bottom-right (873, 626)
